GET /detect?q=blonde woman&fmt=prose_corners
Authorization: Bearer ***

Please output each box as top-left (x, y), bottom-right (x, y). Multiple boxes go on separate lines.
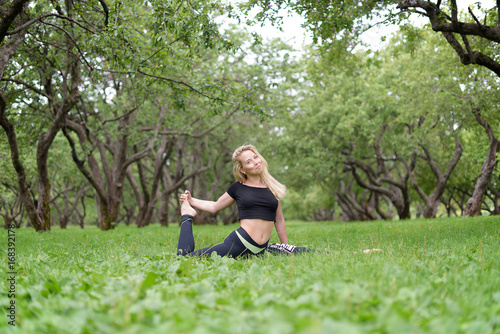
top-left (177, 144), bottom-right (291, 257)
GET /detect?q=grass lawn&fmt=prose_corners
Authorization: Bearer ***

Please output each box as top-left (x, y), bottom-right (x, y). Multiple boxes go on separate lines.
top-left (1, 216), bottom-right (499, 333)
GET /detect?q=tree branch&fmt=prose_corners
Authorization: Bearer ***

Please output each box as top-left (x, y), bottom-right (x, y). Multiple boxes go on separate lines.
top-left (450, 0), bottom-right (458, 24)
top-left (61, 126), bottom-right (107, 202)
top-left (97, 0), bottom-right (109, 27)
top-left (497, 0), bottom-right (500, 26)
top-left (0, 78), bottom-right (51, 99)
top-left (468, 7), bottom-right (485, 31)
top-left (0, 0), bottom-right (30, 44)
top-left (136, 69), bottom-right (230, 103)
top-left (472, 108), bottom-right (497, 143)
top-left (39, 19), bottom-right (93, 71)
top-left (398, 1), bottom-right (500, 42)
top-left (102, 106), bottom-right (139, 125)
top-left (7, 13), bottom-right (98, 35)
top-left (442, 135), bottom-right (463, 180)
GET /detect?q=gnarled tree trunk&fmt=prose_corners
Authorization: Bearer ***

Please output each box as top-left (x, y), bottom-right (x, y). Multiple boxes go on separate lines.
top-left (346, 152), bottom-right (415, 220)
top-left (64, 115), bottom-right (150, 230)
top-left (411, 136), bottom-right (463, 218)
top-left (464, 111), bottom-right (499, 217)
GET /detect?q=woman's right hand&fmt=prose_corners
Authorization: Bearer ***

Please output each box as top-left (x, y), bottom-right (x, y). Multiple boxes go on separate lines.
top-left (180, 190), bottom-right (191, 204)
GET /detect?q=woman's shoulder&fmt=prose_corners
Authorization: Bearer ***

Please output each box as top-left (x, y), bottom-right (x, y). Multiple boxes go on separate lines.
top-left (228, 181), bottom-right (243, 188)
top-left (227, 181), bottom-right (243, 197)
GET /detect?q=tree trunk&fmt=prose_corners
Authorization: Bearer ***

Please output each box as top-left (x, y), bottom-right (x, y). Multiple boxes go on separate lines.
top-left (374, 194), bottom-right (394, 220)
top-left (411, 136), bottom-right (463, 218)
top-left (64, 115), bottom-right (150, 230)
top-left (488, 179), bottom-right (500, 215)
top-left (0, 2), bottom-right (39, 230)
top-left (336, 192), bottom-right (358, 221)
top-left (196, 211), bottom-right (217, 225)
top-left (464, 112), bottom-right (499, 216)
top-left (348, 162), bottom-right (412, 220)
top-left (1, 0), bottom-right (83, 231)
top-left (133, 137), bottom-right (174, 228)
top-left (335, 178), bottom-right (375, 221)
top-left (1, 186), bottom-right (23, 229)
top-left (159, 177), bottom-right (171, 227)
top-left (76, 196), bottom-right (87, 228)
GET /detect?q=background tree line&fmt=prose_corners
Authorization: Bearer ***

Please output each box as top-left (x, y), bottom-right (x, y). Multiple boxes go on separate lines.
top-left (1, 0), bottom-right (498, 230)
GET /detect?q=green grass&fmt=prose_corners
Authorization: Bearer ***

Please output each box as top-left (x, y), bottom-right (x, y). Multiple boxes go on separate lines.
top-left (2, 216), bottom-right (500, 334)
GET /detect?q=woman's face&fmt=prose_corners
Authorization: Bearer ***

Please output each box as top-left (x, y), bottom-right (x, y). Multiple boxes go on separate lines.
top-left (239, 150), bottom-right (263, 176)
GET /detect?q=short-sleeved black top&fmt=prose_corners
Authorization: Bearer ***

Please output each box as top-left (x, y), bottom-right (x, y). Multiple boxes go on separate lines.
top-left (226, 182), bottom-right (278, 221)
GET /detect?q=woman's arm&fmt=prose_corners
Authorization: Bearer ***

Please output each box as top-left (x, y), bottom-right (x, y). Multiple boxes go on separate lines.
top-left (274, 201), bottom-right (288, 244)
top-left (181, 190), bottom-right (235, 214)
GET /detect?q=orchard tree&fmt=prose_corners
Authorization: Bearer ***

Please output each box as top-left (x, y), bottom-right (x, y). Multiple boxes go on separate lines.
top-left (276, 25), bottom-right (471, 220)
top-left (61, 2), bottom-right (276, 230)
top-left (458, 66), bottom-right (500, 216)
top-left (49, 134), bottom-right (91, 228)
top-left (242, 0), bottom-right (499, 75)
top-left (0, 182), bottom-right (23, 228)
top-left (243, 0), bottom-right (499, 217)
top-left (0, 0), bottom-right (109, 231)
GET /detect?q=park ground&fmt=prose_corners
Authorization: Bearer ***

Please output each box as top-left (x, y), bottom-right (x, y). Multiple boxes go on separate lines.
top-left (1, 216), bottom-right (499, 333)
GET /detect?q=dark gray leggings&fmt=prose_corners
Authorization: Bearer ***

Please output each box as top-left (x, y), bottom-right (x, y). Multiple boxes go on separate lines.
top-left (177, 215), bottom-right (268, 258)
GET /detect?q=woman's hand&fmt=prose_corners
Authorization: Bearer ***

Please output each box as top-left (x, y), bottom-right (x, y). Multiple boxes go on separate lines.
top-left (180, 190), bottom-right (192, 204)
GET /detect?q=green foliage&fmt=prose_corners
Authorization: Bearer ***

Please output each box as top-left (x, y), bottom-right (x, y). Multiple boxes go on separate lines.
top-left (1, 217), bottom-right (499, 333)
top-left (240, 0), bottom-right (403, 47)
top-left (270, 22), bottom-right (499, 219)
top-left (282, 185), bottom-right (336, 220)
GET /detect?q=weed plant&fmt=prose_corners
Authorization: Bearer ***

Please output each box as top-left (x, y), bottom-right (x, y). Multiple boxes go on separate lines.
top-left (1, 216), bottom-right (499, 333)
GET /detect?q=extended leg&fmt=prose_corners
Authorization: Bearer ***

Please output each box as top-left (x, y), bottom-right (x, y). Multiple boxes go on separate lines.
top-left (182, 228), bottom-right (266, 258)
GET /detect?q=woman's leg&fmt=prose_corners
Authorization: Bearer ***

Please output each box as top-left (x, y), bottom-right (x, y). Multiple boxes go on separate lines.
top-left (188, 227), bottom-right (267, 258)
top-left (176, 200), bottom-right (242, 257)
top-left (176, 200), bottom-right (267, 258)
top-left (176, 200), bottom-right (197, 256)
top-left (186, 232), bottom-right (238, 257)
top-left (181, 229), bottom-right (267, 258)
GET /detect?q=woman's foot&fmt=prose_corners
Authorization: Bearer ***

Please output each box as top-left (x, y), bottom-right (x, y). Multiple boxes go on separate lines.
top-left (181, 199), bottom-right (197, 217)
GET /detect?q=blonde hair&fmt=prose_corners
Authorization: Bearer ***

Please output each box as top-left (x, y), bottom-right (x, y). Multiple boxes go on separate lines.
top-left (232, 144), bottom-right (286, 200)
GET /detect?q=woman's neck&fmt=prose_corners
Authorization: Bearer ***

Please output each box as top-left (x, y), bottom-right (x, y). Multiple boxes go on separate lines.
top-left (244, 175), bottom-right (264, 187)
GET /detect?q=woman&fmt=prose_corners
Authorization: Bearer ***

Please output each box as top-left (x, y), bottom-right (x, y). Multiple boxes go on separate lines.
top-left (177, 144), bottom-right (381, 257)
top-left (177, 144), bottom-right (290, 258)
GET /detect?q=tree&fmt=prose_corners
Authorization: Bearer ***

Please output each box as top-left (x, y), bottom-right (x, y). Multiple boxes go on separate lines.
top-left (274, 24), bottom-right (472, 220)
top-left (0, 182), bottom-right (23, 228)
top-left (0, 0), bottom-right (109, 231)
top-left (243, 0), bottom-right (500, 217)
top-left (47, 133), bottom-right (91, 228)
top-left (463, 110), bottom-right (499, 216)
top-left (61, 2), bottom-right (279, 229)
top-left (243, 1), bottom-right (500, 75)
top-left (410, 136), bottom-right (463, 218)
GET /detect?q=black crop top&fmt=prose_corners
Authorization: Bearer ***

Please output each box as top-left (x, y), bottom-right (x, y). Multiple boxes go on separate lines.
top-left (226, 182), bottom-right (278, 221)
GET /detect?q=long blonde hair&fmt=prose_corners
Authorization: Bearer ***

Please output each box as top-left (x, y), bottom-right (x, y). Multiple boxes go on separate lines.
top-left (232, 145), bottom-right (286, 200)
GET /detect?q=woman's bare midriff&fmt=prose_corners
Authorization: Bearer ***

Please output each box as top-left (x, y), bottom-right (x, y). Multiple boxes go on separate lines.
top-left (240, 218), bottom-right (274, 245)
